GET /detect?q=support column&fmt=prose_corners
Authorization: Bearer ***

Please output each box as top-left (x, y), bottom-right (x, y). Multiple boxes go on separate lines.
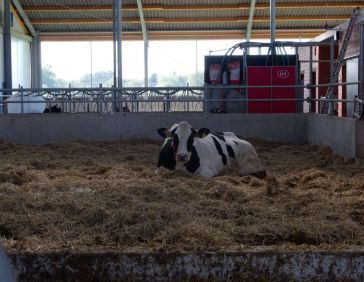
top-left (136, 0), bottom-right (149, 87)
top-left (328, 36), bottom-right (336, 115)
top-left (246, 0), bottom-right (256, 43)
top-left (360, 24), bottom-right (364, 118)
top-left (144, 41), bottom-right (148, 87)
top-left (4, 0), bottom-right (12, 90)
top-left (309, 46), bottom-right (313, 113)
top-left (270, 0), bottom-right (276, 62)
top-left (117, 0), bottom-right (122, 89)
top-left (270, 0), bottom-right (276, 43)
top-left (3, 0), bottom-right (12, 113)
top-left (31, 37), bottom-right (42, 88)
top-left (116, 0), bottom-right (123, 112)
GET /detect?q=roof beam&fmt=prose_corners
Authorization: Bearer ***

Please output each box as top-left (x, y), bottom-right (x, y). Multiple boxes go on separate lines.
top-left (11, 0), bottom-right (37, 37)
top-left (39, 29), bottom-right (326, 41)
top-left (23, 2), bottom-right (364, 12)
top-left (30, 15), bottom-right (352, 25)
top-left (246, 0), bottom-right (256, 42)
top-left (136, 0), bottom-right (149, 87)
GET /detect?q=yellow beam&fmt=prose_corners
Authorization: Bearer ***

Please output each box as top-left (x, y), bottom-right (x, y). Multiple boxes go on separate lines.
top-left (30, 15), bottom-right (350, 25)
top-left (23, 2), bottom-right (363, 12)
top-left (39, 29), bottom-right (325, 41)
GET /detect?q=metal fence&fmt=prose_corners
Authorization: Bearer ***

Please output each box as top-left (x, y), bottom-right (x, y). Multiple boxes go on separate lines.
top-left (0, 81), bottom-right (362, 117)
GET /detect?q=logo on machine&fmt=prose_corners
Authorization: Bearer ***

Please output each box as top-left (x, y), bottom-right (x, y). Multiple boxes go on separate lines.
top-left (277, 70), bottom-right (290, 79)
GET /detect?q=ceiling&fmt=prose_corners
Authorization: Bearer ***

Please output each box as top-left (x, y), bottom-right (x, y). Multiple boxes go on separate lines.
top-left (14, 0), bottom-right (364, 40)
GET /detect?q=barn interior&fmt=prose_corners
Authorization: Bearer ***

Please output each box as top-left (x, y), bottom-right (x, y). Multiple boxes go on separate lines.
top-left (0, 0), bottom-right (364, 280)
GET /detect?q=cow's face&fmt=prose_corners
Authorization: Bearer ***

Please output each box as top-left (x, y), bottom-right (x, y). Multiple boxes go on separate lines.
top-left (157, 121), bottom-right (210, 164)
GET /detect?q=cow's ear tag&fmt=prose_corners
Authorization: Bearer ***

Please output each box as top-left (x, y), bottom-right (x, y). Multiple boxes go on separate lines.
top-left (157, 128), bottom-right (170, 138)
top-left (197, 128), bottom-right (210, 138)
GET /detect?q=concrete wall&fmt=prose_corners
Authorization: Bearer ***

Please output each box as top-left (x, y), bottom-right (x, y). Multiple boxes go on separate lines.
top-left (9, 251), bottom-right (364, 281)
top-left (307, 114), bottom-right (357, 160)
top-left (0, 113), bottom-right (307, 145)
top-left (0, 112), bottom-right (362, 161)
top-left (356, 119), bottom-right (364, 162)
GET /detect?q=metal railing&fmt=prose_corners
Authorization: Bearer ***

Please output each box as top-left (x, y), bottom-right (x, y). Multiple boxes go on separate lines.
top-left (0, 81), bottom-right (361, 117)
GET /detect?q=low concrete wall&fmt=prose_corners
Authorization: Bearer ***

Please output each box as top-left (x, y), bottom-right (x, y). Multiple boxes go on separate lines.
top-left (0, 113), bottom-right (307, 145)
top-left (0, 112), bottom-right (361, 160)
top-left (9, 251), bottom-right (364, 281)
top-left (307, 114), bottom-right (357, 160)
top-left (356, 120), bottom-right (364, 162)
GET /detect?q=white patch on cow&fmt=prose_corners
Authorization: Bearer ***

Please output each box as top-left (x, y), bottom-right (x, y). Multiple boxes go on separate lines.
top-left (173, 121), bottom-right (191, 159)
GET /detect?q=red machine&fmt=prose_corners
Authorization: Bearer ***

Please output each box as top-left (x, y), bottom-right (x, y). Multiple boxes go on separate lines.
top-left (247, 66), bottom-right (296, 113)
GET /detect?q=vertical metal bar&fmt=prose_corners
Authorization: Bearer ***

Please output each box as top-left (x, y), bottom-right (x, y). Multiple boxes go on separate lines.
top-left (295, 46), bottom-right (299, 112)
top-left (90, 41), bottom-right (93, 88)
top-left (204, 86), bottom-right (208, 115)
top-left (20, 86), bottom-right (24, 114)
top-left (270, 0), bottom-right (276, 43)
top-left (31, 37), bottom-right (42, 88)
top-left (4, 0), bottom-right (12, 113)
top-left (244, 46), bottom-right (248, 113)
top-left (309, 46), bottom-right (313, 113)
top-left (117, 0), bottom-right (123, 111)
top-left (246, 0), bottom-right (256, 44)
top-left (136, 0), bottom-right (149, 87)
top-left (144, 41), bottom-right (148, 87)
top-left (112, 0), bottom-right (117, 112)
top-left (117, 0), bottom-right (122, 88)
top-left (328, 36), bottom-right (335, 115)
top-left (195, 39), bottom-right (198, 85)
top-left (359, 24), bottom-right (364, 115)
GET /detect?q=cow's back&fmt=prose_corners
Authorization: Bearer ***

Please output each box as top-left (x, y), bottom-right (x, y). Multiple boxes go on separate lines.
top-left (224, 136), bottom-right (264, 176)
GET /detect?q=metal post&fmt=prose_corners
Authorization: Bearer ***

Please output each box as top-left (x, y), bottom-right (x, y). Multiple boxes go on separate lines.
top-left (309, 46), bottom-right (313, 112)
top-left (112, 0), bottom-right (117, 112)
top-left (144, 41), bottom-right (149, 87)
top-left (295, 46), bottom-right (299, 112)
top-left (270, 0), bottom-right (276, 65)
top-left (31, 37), bottom-right (42, 88)
top-left (20, 86), bottom-right (24, 114)
top-left (246, 0), bottom-right (257, 45)
top-left (328, 36), bottom-right (335, 115)
top-left (270, 0), bottom-right (276, 43)
top-left (243, 45), bottom-right (248, 113)
top-left (195, 39), bottom-right (198, 86)
top-left (4, 0), bottom-right (12, 112)
top-left (359, 24), bottom-right (364, 117)
top-left (136, 0), bottom-right (149, 87)
top-left (90, 41), bottom-right (93, 88)
top-left (116, 0), bottom-right (123, 111)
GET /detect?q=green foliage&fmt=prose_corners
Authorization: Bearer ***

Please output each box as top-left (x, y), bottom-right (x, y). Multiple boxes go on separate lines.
top-left (41, 65), bottom-right (68, 88)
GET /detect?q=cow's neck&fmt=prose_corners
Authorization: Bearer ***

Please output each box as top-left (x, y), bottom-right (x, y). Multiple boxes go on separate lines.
top-left (184, 143), bottom-right (200, 173)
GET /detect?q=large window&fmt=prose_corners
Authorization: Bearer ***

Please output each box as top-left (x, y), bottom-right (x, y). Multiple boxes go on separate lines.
top-left (41, 39), bottom-right (244, 87)
top-left (11, 36), bottom-right (31, 88)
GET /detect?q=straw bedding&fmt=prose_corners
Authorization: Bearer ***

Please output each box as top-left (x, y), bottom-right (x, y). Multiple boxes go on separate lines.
top-left (0, 139), bottom-right (363, 252)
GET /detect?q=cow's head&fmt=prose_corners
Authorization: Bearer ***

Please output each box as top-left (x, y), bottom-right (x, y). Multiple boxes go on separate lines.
top-left (157, 121), bottom-right (210, 163)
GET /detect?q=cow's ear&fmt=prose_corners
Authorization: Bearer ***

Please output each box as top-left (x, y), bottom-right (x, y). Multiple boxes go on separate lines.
top-left (157, 128), bottom-right (170, 138)
top-left (197, 128), bottom-right (210, 138)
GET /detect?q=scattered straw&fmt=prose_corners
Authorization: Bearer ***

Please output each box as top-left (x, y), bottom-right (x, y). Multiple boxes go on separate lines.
top-left (0, 139), bottom-right (363, 252)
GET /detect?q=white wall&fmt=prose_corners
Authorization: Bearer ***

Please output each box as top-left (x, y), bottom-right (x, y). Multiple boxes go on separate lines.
top-left (0, 30), bottom-right (4, 88)
top-left (0, 0), bottom-right (4, 88)
top-left (11, 36), bottom-right (31, 88)
top-left (0, 0), bottom-right (32, 89)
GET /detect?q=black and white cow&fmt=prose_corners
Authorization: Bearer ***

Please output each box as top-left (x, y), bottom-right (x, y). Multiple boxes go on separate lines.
top-left (157, 121), bottom-right (265, 178)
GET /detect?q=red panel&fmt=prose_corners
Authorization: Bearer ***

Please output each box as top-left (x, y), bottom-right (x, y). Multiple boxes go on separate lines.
top-left (271, 66), bottom-right (296, 113)
top-left (247, 67), bottom-right (271, 113)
